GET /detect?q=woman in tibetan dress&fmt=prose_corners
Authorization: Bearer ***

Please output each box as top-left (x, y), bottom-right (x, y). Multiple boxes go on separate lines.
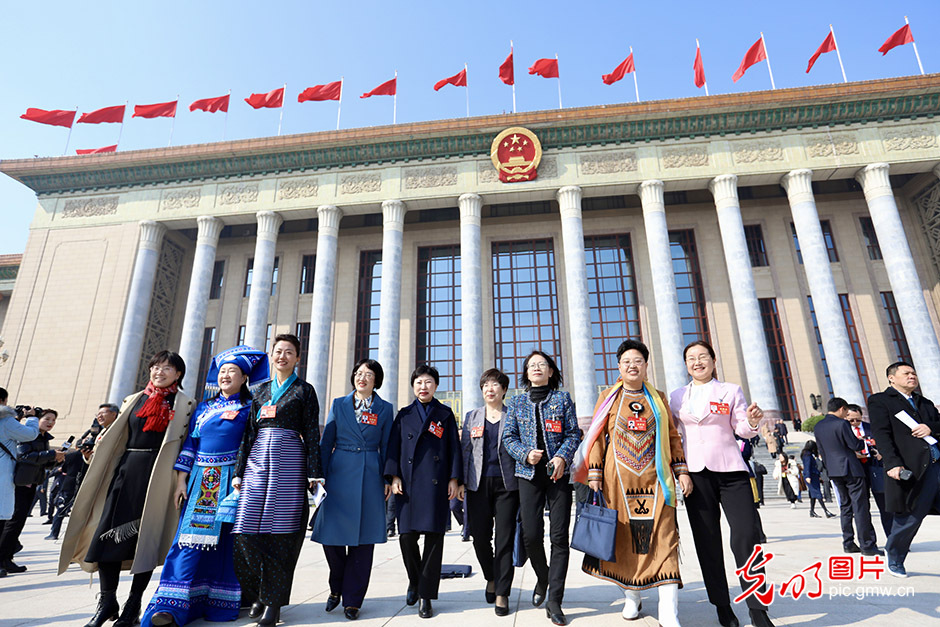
top-left (142, 346), bottom-right (269, 627)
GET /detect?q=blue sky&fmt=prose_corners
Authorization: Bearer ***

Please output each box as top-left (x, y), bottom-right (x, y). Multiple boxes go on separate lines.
top-left (2, 0), bottom-right (937, 254)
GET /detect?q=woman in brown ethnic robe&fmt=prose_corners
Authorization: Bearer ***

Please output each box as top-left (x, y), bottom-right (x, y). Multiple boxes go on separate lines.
top-left (582, 340), bottom-right (691, 627)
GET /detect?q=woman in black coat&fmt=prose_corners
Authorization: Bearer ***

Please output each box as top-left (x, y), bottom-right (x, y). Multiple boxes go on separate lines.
top-left (384, 365), bottom-right (462, 619)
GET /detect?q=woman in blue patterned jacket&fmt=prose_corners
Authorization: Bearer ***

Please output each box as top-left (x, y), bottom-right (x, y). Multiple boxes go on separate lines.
top-left (502, 350), bottom-right (580, 627)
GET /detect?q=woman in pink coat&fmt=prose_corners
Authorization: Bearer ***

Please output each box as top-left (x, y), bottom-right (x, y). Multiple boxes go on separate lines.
top-left (668, 340), bottom-right (773, 627)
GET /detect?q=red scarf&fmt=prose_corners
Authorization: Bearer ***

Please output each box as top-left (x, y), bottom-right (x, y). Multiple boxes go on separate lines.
top-left (137, 381), bottom-right (178, 433)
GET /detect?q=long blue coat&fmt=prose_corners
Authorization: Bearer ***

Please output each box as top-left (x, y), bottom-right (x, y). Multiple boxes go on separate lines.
top-left (312, 392), bottom-right (393, 546)
top-left (384, 398), bottom-right (462, 534)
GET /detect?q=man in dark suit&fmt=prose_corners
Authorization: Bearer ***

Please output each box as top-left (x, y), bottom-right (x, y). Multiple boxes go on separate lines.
top-left (868, 361), bottom-right (940, 578)
top-left (845, 404), bottom-right (893, 538)
top-left (814, 397), bottom-right (882, 556)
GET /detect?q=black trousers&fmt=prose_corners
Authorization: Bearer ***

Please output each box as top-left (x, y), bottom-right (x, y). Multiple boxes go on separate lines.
top-left (385, 498), bottom-right (397, 534)
top-left (0, 485), bottom-right (37, 562)
top-left (323, 544), bottom-right (375, 609)
top-left (399, 531), bottom-right (444, 599)
top-left (685, 470), bottom-right (767, 611)
top-left (864, 463), bottom-right (894, 538)
top-left (466, 476), bottom-right (519, 596)
top-left (97, 560), bottom-right (153, 596)
top-left (518, 471), bottom-right (572, 608)
top-left (831, 475), bottom-right (877, 550)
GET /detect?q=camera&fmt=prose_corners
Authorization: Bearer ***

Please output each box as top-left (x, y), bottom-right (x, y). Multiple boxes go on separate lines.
top-left (14, 405), bottom-right (43, 419)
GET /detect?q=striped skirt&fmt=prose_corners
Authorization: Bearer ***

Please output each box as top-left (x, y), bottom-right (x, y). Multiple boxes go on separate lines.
top-left (233, 427), bottom-right (307, 535)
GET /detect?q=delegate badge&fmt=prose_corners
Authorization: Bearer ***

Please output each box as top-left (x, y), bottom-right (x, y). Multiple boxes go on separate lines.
top-left (221, 410), bottom-right (238, 421)
top-left (360, 412), bottom-right (378, 426)
top-left (259, 405), bottom-right (277, 420)
top-left (710, 402), bottom-right (731, 415)
top-left (428, 421), bottom-right (444, 438)
top-left (627, 417), bottom-right (649, 431)
top-left (545, 419), bottom-right (563, 433)
top-left (471, 425), bottom-right (484, 438)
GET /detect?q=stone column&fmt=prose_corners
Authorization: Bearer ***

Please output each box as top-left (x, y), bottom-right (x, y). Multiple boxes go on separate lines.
top-left (306, 205), bottom-right (343, 416)
top-left (108, 220), bottom-right (167, 404)
top-left (459, 193), bottom-right (484, 414)
top-left (857, 163), bottom-right (940, 401)
top-left (378, 200), bottom-right (407, 410)
top-left (557, 186), bottom-right (599, 413)
top-left (177, 216), bottom-right (224, 389)
top-left (244, 211), bottom-right (283, 351)
top-left (781, 169), bottom-right (864, 405)
top-left (639, 180), bottom-right (687, 393)
top-left (709, 175), bottom-right (780, 414)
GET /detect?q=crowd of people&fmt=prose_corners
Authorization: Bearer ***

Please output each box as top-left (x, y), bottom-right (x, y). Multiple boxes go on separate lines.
top-left (0, 335), bottom-right (938, 627)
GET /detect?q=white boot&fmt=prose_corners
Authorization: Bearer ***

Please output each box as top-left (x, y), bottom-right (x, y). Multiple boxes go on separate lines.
top-left (622, 588), bottom-right (642, 620)
top-left (657, 583), bottom-right (681, 627)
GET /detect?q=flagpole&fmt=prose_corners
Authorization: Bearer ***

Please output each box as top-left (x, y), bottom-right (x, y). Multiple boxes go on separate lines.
top-left (64, 107), bottom-right (76, 156)
top-left (906, 16), bottom-right (925, 75)
top-left (760, 32), bottom-right (776, 90)
top-left (556, 54), bottom-right (562, 109)
top-left (277, 83), bottom-right (286, 136)
top-left (697, 39), bottom-right (709, 97)
top-left (630, 47), bottom-right (639, 103)
top-left (168, 95), bottom-right (178, 147)
top-left (116, 100), bottom-right (128, 149)
top-left (223, 90), bottom-right (231, 141)
top-left (829, 25), bottom-right (848, 83)
top-left (393, 70), bottom-right (398, 124)
top-left (337, 77), bottom-right (344, 130)
top-left (465, 63), bottom-right (470, 118)
top-left (510, 40), bottom-right (516, 114)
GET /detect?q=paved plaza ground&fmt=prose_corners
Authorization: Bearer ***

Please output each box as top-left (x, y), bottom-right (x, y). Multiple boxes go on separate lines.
top-left (3, 435), bottom-right (938, 626)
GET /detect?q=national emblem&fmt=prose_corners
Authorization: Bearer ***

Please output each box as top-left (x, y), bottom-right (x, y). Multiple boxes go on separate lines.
top-left (490, 126), bottom-right (542, 183)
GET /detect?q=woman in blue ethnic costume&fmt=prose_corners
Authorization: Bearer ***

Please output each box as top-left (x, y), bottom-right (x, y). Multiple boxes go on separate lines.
top-left (311, 358), bottom-right (394, 620)
top-left (142, 346), bottom-right (269, 627)
top-left (233, 334), bottom-right (322, 627)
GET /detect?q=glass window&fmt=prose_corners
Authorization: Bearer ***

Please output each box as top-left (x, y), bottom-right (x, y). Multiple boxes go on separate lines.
top-left (880, 291), bottom-right (912, 363)
top-left (744, 224), bottom-right (769, 267)
top-left (265, 324), bottom-right (272, 353)
top-left (839, 294), bottom-right (872, 398)
top-left (860, 217), bottom-right (883, 261)
top-left (243, 258), bottom-right (253, 298)
top-left (416, 245), bottom-right (461, 393)
top-left (238, 325), bottom-right (246, 346)
top-left (299, 254), bottom-right (316, 294)
top-left (791, 220), bottom-right (839, 264)
top-left (807, 295), bottom-right (834, 397)
top-left (209, 260), bottom-right (225, 300)
top-left (492, 239), bottom-right (562, 384)
top-left (669, 229), bottom-right (710, 345)
top-left (195, 327), bottom-right (217, 400)
top-left (355, 250), bottom-right (382, 360)
top-left (270, 257), bottom-right (279, 296)
top-left (585, 234), bottom-right (642, 385)
top-left (759, 299), bottom-right (798, 422)
top-left (296, 322), bottom-right (311, 380)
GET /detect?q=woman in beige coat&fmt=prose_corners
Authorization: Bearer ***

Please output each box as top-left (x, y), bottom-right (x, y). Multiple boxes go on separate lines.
top-left (59, 351), bottom-right (195, 627)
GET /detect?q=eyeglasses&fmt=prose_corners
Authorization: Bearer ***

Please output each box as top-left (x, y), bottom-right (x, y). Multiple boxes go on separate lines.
top-left (527, 361), bottom-right (549, 370)
top-left (354, 372), bottom-right (375, 380)
top-left (685, 355), bottom-right (712, 363)
top-left (150, 364), bottom-right (176, 373)
top-left (619, 359), bottom-right (646, 367)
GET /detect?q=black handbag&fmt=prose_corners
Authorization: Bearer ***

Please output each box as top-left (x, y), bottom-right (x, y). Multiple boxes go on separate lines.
top-left (571, 490), bottom-right (617, 562)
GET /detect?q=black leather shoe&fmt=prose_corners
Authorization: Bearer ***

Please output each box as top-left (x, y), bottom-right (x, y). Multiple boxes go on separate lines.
top-left (825, 511), bottom-right (837, 518)
top-left (248, 601), bottom-right (264, 619)
top-left (717, 605), bottom-right (740, 627)
top-left (326, 594), bottom-right (341, 612)
top-left (749, 609), bottom-right (775, 627)
top-left (258, 604), bottom-right (280, 626)
top-left (84, 591), bottom-right (120, 627)
top-left (532, 584), bottom-right (546, 607)
top-left (0, 567), bottom-right (6, 578)
top-left (809, 511), bottom-right (821, 518)
top-left (546, 607), bottom-right (567, 626)
top-left (2, 560), bottom-right (26, 573)
top-left (344, 607), bottom-right (359, 620)
top-left (861, 547), bottom-right (885, 556)
top-left (485, 581), bottom-right (496, 604)
top-left (844, 543), bottom-right (861, 553)
top-left (418, 598), bottom-right (433, 619)
top-left (406, 584), bottom-right (419, 606)
top-left (151, 612), bottom-right (177, 627)
top-left (114, 592), bottom-right (142, 627)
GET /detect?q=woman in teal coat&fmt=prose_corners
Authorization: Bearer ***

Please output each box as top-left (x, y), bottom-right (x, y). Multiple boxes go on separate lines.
top-left (311, 358), bottom-right (393, 620)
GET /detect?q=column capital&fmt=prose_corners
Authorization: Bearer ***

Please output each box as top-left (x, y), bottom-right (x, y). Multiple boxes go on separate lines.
top-left (780, 169), bottom-right (814, 204)
top-left (638, 180), bottom-right (664, 213)
top-left (138, 220), bottom-right (167, 251)
top-left (255, 211), bottom-right (283, 241)
top-left (316, 205), bottom-right (343, 235)
top-left (458, 193), bottom-right (483, 225)
top-left (382, 199), bottom-right (407, 231)
top-left (856, 163), bottom-right (893, 203)
top-left (556, 186), bottom-right (583, 219)
top-left (195, 216), bottom-right (224, 247)
top-left (709, 174), bottom-right (740, 209)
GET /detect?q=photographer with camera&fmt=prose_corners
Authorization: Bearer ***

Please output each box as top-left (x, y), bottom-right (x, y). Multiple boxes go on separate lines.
top-left (0, 408), bottom-right (64, 574)
top-left (0, 391), bottom-right (41, 572)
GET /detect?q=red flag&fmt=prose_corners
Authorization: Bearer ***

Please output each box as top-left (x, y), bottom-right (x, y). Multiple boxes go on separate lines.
top-left (434, 68), bottom-right (467, 91)
top-left (806, 32), bottom-right (837, 73)
top-left (77, 105), bottom-right (125, 124)
top-left (602, 54), bottom-right (635, 85)
top-left (298, 81), bottom-right (342, 102)
top-left (245, 87), bottom-right (285, 109)
top-left (190, 94), bottom-right (230, 113)
top-left (361, 77), bottom-right (397, 98)
top-left (20, 108), bottom-right (76, 128)
top-left (76, 145), bottom-right (118, 155)
top-left (132, 100), bottom-right (178, 119)
top-left (693, 47), bottom-right (706, 88)
top-left (879, 24), bottom-right (914, 55)
top-left (499, 49), bottom-right (514, 85)
top-left (528, 58), bottom-right (559, 78)
top-left (732, 38), bottom-right (766, 82)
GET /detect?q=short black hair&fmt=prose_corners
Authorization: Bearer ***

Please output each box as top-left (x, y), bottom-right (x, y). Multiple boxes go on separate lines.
top-left (616, 339), bottom-right (649, 363)
top-left (351, 359), bottom-right (384, 390)
top-left (98, 403), bottom-right (120, 415)
top-left (411, 364), bottom-right (440, 386)
top-left (41, 409), bottom-right (58, 419)
top-left (827, 397), bottom-right (848, 413)
top-left (273, 333), bottom-right (302, 355)
top-left (802, 440), bottom-right (818, 456)
top-left (520, 351), bottom-right (562, 391)
top-left (479, 368), bottom-right (510, 393)
top-left (846, 404), bottom-right (863, 415)
top-left (148, 350), bottom-right (186, 389)
top-left (886, 361), bottom-right (915, 378)
top-left (683, 339), bottom-right (715, 362)
top-left (0, 387), bottom-right (7, 405)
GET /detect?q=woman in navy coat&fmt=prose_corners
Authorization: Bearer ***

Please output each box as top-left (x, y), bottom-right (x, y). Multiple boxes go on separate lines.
top-left (384, 364), bottom-right (462, 619)
top-left (312, 359), bottom-right (394, 620)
